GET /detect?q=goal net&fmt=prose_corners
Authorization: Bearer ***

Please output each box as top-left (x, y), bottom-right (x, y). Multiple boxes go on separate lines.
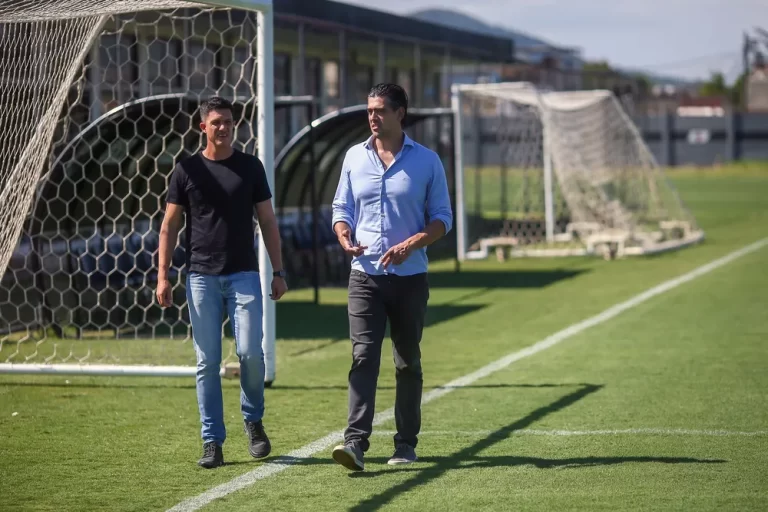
top-left (452, 82), bottom-right (703, 260)
top-left (0, 0), bottom-right (277, 379)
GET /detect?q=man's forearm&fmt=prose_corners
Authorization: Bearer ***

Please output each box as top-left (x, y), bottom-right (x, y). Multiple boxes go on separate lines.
top-left (260, 219), bottom-right (284, 272)
top-left (333, 221), bottom-right (352, 243)
top-left (406, 220), bottom-right (446, 251)
top-left (157, 224), bottom-right (179, 280)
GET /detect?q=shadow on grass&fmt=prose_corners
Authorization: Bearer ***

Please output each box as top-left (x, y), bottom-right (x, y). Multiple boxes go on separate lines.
top-left (278, 300), bottom-right (486, 357)
top-left (277, 301), bottom-right (485, 343)
top-left (427, 269), bottom-right (587, 289)
top-left (349, 454), bottom-right (725, 477)
top-left (340, 383), bottom-right (725, 510)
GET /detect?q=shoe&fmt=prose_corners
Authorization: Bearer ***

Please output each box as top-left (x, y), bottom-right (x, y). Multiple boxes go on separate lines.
top-left (332, 443), bottom-right (365, 471)
top-left (244, 420), bottom-right (271, 459)
top-left (198, 441), bottom-right (224, 468)
top-left (388, 443), bottom-right (417, 465)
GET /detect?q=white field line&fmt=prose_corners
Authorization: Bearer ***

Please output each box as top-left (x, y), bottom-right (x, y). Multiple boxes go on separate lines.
top-left (372, 429), bottom-right (768, 437)
top-left (168, 237), bottom-right (768, 512)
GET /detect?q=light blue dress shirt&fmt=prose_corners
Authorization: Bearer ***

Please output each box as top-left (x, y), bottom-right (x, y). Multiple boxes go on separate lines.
top-left (331, 133), bottom-right (453, 276)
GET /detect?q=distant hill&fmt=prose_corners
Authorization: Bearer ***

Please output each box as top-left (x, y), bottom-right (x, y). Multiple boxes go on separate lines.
top-left (614, 67), bottom-right (698, 86)
top-left (409, 8), bottom-right (694, 85)
top-left (409, 8), bottom-right (577, 53)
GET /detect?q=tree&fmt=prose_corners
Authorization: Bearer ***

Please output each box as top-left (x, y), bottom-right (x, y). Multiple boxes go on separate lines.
top-left (633, 73), bottom-right (652, 93)
top-left (698, 72), bottom-right (728, 97)
top-left (698, 71), bottom-right (748, 108)
top-left (730, 72), bottom-right (747, 108)
top-left (583, 60), bottom-right (614, 73)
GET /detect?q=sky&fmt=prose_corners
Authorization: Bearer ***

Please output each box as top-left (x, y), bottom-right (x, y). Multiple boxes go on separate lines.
top-left (338, 0), bottom-right (768, 83)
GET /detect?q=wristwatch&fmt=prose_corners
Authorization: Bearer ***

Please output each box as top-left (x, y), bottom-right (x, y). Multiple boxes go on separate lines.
top-left (273, 269), bottom-right (287, 278)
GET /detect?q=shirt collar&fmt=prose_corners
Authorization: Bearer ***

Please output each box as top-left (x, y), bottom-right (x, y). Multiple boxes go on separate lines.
top-left (364, 132), bottom-right (415, 150)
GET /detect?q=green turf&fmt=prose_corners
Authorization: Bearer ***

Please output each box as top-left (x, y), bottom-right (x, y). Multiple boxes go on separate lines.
top-left (1, 164), bottom-right (767, 511)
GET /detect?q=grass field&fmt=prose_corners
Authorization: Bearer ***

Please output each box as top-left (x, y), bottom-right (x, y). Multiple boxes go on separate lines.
top-left (1, 162), bottom-right (767, 511)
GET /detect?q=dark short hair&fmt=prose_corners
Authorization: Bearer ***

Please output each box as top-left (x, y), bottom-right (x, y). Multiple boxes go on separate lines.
top-left (368, 83), bottom-right (408, 125)
top-left (199, 96), bottom-right (233, 120)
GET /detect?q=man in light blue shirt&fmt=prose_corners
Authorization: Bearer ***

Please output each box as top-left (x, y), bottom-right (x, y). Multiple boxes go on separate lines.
top-left (330, 83), bottom-right (453, 472)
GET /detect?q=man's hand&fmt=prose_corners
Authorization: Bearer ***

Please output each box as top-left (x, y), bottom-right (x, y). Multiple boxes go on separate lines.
top-left (379, 220), bottom-right (446, 269)
top-left (270, 276), bottom-right (287, 300)
top-left (338, 226), bottom-right (366, 257)
top-left (156, 278), bottom-right (173, 307)
top-left (380, 240), bottom-right (412, 268)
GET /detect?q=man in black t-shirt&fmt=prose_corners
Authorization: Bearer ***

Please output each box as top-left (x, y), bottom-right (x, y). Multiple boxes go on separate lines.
top-left (157, 96), bottom-right (287, 469)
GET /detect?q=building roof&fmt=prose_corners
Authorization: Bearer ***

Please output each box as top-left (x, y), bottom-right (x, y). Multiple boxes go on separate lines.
top-left (273, 0), bottom-right (515, 61)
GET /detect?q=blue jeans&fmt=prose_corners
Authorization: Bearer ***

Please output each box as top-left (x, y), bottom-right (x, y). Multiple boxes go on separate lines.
top-left (186, 271), bottom-right (266, 446)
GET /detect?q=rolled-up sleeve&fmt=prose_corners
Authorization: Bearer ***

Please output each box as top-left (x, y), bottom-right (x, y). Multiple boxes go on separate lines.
top-left (427, 154), bottom-right (453, 234)
top-left (332, 155), bottom-right (355, 230)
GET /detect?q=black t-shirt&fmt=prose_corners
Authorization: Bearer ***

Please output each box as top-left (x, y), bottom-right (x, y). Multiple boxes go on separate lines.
top-left (165, 150), bottom-right (272, 275)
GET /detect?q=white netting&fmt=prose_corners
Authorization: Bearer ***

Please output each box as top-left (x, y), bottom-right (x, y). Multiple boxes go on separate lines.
top-left (0, 1), bottom-right (267, 367)
top-left (0, 1), bottom-right (203, 22)
top-left (456, 82), bottom-right (703, 260)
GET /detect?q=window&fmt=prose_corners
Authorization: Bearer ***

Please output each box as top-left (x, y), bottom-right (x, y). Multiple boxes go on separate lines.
top-left (352, 65), bottom-right (374, 103)
top-left (388, 67), bottom-right (398, 84)
top-left (396, 69), bottom-right (413, 98)
top-left (324, 61), bottom-right (339, 99)
top-left (305, 57), bottom-right (321, 98)
top-left (275, 53), bottom-right (291, 95)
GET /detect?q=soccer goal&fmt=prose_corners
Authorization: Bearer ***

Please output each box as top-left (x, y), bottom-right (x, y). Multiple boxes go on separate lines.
top-left (0, 0), bottom-right (278, 381)
top-left (451, 82), bottom-right (704, 261)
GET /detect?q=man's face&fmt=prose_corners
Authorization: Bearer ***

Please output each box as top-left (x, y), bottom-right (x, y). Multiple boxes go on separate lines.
top-left (367, 96), bottom-right (402, 139)
top-left (200, 108), bottom-right (234, 148)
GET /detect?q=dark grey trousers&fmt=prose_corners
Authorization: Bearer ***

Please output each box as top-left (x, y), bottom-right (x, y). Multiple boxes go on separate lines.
top-left (344, 269), bottom-right (430, 452)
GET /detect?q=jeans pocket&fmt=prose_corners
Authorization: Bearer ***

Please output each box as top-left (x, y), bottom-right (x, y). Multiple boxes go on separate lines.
top-left (349, 270), bottom-right (368, 285)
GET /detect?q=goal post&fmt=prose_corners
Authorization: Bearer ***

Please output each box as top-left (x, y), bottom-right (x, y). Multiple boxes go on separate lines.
top-left (451, 81), bottom-right (704, 261)
top-left (0, 0), bottom-right (277, 382)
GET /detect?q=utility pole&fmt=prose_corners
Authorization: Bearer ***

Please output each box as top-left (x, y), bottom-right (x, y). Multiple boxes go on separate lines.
top-left (755, 27), bottom-right (768, 46)
top-left (743, 32), bottom-right (751, 76)
top-left (741, 32), bottom-right (752, 111)
top-left (752, 27), bottom-right (768, 64)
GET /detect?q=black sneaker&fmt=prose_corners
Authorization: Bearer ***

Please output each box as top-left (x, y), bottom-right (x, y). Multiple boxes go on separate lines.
top-left (387, 443), bottom-right (417, 465)
top-left (332, 443), bottom-right (365, 471)
top-left (198, 441), bottom-right (224, 469)
top-left (244, 420), bottom-right (271, 459)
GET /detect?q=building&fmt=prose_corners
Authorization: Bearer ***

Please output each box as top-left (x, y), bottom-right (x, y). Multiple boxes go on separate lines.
top-left (746, 66), bottom-right (768, 112)
top-left (81, 0), bottom-right (516, 151)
